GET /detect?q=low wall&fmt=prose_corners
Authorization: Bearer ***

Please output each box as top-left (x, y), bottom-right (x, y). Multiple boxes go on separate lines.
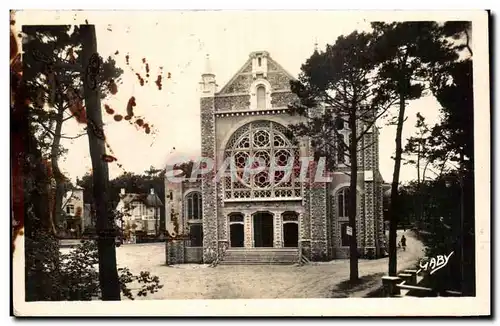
top-left (185, 247), bottom-right (203, 263)
top-left (166, 240), bottom-right (185, 265)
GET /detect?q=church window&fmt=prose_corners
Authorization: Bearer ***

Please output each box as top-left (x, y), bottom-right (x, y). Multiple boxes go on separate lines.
top-left (223, 121), bottom-right (301, 200)
top-left (256, 85), bottom-right (266, 109)
top-left (185, 192), bottom-right (202, 220)
top-left (258, 57), bottom-right (262, 66)
top-left (337, 187), bottom-right (350, 218)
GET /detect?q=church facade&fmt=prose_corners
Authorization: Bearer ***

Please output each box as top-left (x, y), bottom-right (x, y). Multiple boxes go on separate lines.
top-left (165, 51), bottom-right (386, 264)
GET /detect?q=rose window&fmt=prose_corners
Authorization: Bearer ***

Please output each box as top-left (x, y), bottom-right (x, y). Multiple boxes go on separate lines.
top-left (223, 120), bottom-right (302, 200)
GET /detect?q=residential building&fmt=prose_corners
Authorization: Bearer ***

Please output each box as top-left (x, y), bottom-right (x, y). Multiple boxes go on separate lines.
top-left (116, 188), bottom-right (163, 241)
top-left (61, 185), bottom-right (85, 237)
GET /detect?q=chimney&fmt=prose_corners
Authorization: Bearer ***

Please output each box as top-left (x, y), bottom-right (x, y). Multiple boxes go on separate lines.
top-left (120, 188), bottom-right (125, 195)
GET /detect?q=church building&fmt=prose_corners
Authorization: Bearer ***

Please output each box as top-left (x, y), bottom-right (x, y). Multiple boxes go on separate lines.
top-left (165, 51), bottom-right (385, 264)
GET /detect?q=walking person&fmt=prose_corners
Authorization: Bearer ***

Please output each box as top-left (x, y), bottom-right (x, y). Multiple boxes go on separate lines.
top-left (401, 234), bottom-right (407, 251)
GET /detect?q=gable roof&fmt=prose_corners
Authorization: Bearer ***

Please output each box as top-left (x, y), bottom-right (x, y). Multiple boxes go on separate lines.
top-left (217, 52), bottom-right (297, 95)
top-left (120, 193), bottom-right (163, 208)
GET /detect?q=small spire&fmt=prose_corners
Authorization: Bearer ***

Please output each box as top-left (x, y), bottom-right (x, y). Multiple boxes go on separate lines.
top-left (203, 54), bottom-right (213, 75)
top-left (314, 37), bottom-right (319, 52)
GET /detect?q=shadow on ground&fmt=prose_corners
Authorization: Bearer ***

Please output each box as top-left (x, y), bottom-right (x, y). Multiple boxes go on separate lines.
top-left (330, 273), bottom-right (385, 298)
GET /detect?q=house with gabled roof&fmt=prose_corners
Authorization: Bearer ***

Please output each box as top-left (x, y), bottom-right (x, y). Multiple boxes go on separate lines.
top-left (116, 188), bottom-right (163, 241)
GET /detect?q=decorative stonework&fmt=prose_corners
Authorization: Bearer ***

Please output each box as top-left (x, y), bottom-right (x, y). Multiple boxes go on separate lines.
top-left (271, 92), bottom-right (297, 108)
top-left (241, 63), bottom-right (252, 73)
top-left (267, 72), bottom-right (293, 91)
top-left (273, 211), bottom-right (282, 247)
top-left (166, 240), bottom-right (185, 265)
top-left (217, 188), bottom-right (227, 241)
top-left (311, 240), bottom-right (328, 261)
top-left (357, 194), bottom-right (365, 249)
top-left (267, 58), bottom-right (279, 71)
top-left (298, 212), bottom-right (305, 240)
top-left (309, 186), bottom-right (327, 241)
top-left (302, 185), bottom-right (312, 240)
top-left (301, 240), bottom-right (312, 260)
top-left (364, 182), bottom-right (375, 246)
top-left (200, 97), bottom-right (218, 262)
top-left (215, 108), bottom-right (290, 117)
top-left (244, 212), bottom-right (252, 248)
top-left (214, 95), bottom-right (251, 111)
top-left (223, 74), bottom-right (253, 94)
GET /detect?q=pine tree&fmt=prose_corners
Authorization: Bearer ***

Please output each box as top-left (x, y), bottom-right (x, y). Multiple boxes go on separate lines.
top-left (288, 31), bottom-right (395, 281)
top-left (370, 21), bottom-right (456, 276)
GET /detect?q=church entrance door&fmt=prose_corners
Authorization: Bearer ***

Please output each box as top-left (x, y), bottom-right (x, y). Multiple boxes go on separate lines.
top-left (230, 224), bottom-right (244, 247)
top-left (253, 212), bottom-right (274, 247)
top-left (283, 223), bottom-right (299, 247)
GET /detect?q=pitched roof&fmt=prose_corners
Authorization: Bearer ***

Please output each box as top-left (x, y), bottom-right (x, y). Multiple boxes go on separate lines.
top-left (217, 51), bottom-right (297, 95)
top-left (120, 193), bottom-right (163, 207)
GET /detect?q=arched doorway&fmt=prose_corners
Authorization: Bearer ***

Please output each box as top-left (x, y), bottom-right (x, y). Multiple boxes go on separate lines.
top-left (282, 212), bottom-right (299, 248)
top-left (253, 212), bottom-right (274, 247)
top-left (229, 213), bottom-right (244, 248)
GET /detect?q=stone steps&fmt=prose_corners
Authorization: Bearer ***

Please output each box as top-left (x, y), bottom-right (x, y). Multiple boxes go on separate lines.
top-left (220, 248), bottom-right (299, 265)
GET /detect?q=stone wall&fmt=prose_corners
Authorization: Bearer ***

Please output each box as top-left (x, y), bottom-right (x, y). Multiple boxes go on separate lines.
top-left (214, 95), bottom-right (251, 111)
top-left (185, 247), bottom-right (203, 263)
top-left (270, 92), bottom-right (296, 108)
top-left (362, 126), bottom-right (385, 258)
top-left (166, 240), bottom-right (185, 265)
top-left (223, 74), bottom-right (253, 94)
top-left (165, 179), bottom-right (183, 237)
top-left (309, 184), bottom-right (328, 260)
top-left (267, 71), bottom-right (293, 91)
top-left (363, 180), bottom-right (376, 258)
top-left (328, 172), bottom-right (365, 259)
top-left (200, 97), bottom-right (218, 263)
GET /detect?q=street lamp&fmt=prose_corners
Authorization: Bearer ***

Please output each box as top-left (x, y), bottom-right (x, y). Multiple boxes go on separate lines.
top-left (443, 173), bottom-right (464, 295)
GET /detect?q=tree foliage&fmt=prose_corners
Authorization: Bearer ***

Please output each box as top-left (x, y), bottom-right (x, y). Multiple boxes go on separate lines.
top-left (370, 21), bottom-right (458, 276)
top-left (28, 239), bottom-right (163, 301)
top-left (380, 21), bottom-right (474, 294)
top-left (288, 31), bottom-right (396, 280)
top-left (22, 25), bottom-right (123, 233)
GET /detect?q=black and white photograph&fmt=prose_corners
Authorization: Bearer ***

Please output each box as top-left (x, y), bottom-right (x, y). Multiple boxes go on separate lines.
top-left (10, 9), bottom-right (490, 317)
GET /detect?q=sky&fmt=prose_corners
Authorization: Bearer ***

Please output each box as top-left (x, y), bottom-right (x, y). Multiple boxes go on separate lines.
top-left (15, 10), bottom-right (447, 184)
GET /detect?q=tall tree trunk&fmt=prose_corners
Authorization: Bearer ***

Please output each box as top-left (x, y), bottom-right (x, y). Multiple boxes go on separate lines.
top-left (415, 142), bottom-right (421, 227)
top-left (348, 113), bottom-right (359, 281)
top-left (51, 107), bottom-right (65, 232)
top-left (81, 24), bottom-right (121, 300)
top-left (388, 94), bottom-right (406, 276)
